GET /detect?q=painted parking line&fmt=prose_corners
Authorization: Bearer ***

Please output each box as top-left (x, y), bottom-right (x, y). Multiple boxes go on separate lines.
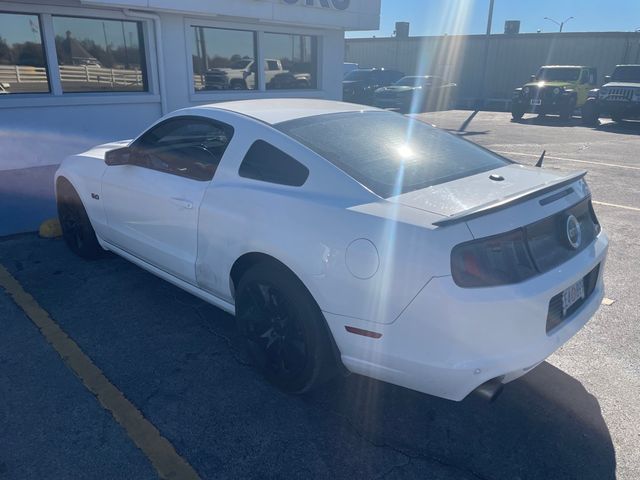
top-left (493, 150), bottom-right (640, 171)
top-left (592, 201), bottom-right (640, 212)
top-left (0, 264), bottom-right (200, 480)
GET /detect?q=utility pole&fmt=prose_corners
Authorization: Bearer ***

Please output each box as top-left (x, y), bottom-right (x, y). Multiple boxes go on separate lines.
top-left (544, 16), bottom-right (574, 32)
top-left (478, 0), bottom-right (494, 109)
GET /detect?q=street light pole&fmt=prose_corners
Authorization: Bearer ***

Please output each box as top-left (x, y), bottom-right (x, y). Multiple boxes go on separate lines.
top-left (544, 16), bottom-right (574, 32)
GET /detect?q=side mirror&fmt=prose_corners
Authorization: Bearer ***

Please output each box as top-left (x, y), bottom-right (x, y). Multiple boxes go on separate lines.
top-left (604, 75), bottom-right (611, 83)
top-left (530, 74), bottom-right (536, 82)
top-left (105, 146), bottom-right (133, 166)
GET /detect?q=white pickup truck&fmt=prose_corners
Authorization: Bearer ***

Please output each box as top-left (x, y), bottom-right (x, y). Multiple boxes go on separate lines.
top-left (204, 59), bottom-right (311, 90)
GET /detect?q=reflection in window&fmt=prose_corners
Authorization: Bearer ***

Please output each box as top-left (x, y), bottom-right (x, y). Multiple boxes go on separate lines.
top-left (52, 16), bottom-right (147, 93)
top-left (0, 13), bottom-right (49, 94)
top-left (263, 33), bottom-right (317, 90)
top-left (191, 26), bottom-right (257, 91)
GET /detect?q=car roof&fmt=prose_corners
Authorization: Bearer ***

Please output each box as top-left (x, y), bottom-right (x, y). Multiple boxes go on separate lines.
top-left (198, 99), bottom-right (379, 125)
top-left (539, 65), bottom-right (590, 69)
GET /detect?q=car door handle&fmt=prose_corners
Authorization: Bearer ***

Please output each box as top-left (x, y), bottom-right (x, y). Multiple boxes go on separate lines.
top-left (170, 197), bottom-right (194, 209)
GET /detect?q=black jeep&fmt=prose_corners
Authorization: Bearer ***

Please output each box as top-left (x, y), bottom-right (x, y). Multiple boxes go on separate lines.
top-left (582, 65), bottom-right (640, 125)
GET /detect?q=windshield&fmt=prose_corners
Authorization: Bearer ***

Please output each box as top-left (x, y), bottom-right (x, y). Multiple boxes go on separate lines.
top-left (395, 77), bottom-right (432, 87)
top-left (276, 112), bottom-right (509, 198)
top-left (611, 66), bottom-right (640, 82)
top-left (344, 70), bottom-right (373, 81)
top-left (537, 68), bottom-right (581, 82)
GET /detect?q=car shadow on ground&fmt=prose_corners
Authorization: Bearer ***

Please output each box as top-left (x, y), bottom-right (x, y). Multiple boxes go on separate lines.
top-left (0, 235), bottom-right (616, 480)
top-left (308, 362), bottom-right (616, 479)
top-left (593, 119), bottom-right (640, 136)
top-left (511, 115), bottom-right (585, 128)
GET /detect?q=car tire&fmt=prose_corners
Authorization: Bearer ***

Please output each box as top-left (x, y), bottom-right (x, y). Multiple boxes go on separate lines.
top-left (511, 109), bottom-right (524, 121)
top-left (56, 180), bottom-right (103, 259)
top-left (581, 99), bottom-right (599, 126)
top-left (230, 80), bottom-right (247, 90)
top-left (236, 261), bottom-right (336, 394)
top-left (559, 102), bottom-right (575, 122)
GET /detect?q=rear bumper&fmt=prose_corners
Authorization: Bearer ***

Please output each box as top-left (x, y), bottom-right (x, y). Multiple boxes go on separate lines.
top-left (325, 232), bottom-right (608, 401)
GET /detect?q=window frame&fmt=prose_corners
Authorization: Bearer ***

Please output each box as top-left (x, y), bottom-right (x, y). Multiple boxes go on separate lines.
top-left (51, 14), bottom-right (149, 94)
top-left (129, 115), bottom-right (235, 182)
top-left (0, 11), bottom-right (51, 95)
top-left (0, 2), bottom-right (159, 109)
top-left (190, 25), bottom-right (259, 93)
top-left (184, 16), bottom-right (323, 102)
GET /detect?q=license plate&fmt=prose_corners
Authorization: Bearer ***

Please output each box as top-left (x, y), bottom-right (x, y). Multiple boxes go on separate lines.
top-left (530, 99), bottom-right (542, 106)
top-left (562, 279), bottom-right (585, 316)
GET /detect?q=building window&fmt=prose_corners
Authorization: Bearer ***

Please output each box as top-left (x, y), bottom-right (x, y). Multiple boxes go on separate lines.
top-left (191, 26), bottom-right (257, 92)
top-left (263, 33), bottom-right (317, 90)
top-left (52, 16), bottom-right (147, 93)
top-left (0, 12), bottom-right (49, 94)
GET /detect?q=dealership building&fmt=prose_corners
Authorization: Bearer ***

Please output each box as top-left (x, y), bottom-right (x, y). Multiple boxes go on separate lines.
top-left (0, 0), bottom-right (380, 234)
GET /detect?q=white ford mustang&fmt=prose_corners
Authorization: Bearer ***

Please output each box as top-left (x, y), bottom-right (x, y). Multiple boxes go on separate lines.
top-left (55, 99), bottom-right (608, 401)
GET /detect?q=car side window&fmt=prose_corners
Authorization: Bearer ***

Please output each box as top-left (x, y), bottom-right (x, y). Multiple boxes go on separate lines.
top-left (238, 140), bottom-right (309, 187)
top-left (133, 117), bottom-right (234, 181)
top-left (580, 70), bottom-right (590, 84)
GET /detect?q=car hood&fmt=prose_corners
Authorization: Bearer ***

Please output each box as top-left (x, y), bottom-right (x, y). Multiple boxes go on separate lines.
top-left (387, 164), bottom-right (570, 218)
top-left (343, 80), bottom-right (368, 88)
top-left (523, 81), bottom-right (576, 89)
top-left (603, 81), bottom-right (640, 88)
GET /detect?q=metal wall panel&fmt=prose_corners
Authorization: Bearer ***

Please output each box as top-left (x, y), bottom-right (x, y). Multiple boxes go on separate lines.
top-left (346, 32), bottom-right (640, 106)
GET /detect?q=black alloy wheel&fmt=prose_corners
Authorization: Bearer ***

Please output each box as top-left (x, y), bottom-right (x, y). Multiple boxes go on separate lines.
top-left (57, 181), bottom-right (102, 259)
top-left (236, 262), bottom-right (335, 394)
top-left (511, 109), bottom-right (524, 121)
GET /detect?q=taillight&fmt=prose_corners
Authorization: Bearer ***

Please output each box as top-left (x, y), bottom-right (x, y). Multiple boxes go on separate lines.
top-left (451, 229), bottom-right (537, 288)
top-left (588, 200), bottom-right (601, 235)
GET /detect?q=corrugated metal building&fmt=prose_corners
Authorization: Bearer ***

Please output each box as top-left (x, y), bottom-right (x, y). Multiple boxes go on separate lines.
top-left (346, 32), bottom-right (640, 107)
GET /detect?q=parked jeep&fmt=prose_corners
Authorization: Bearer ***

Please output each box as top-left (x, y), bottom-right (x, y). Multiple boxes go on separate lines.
top-left (582, 65), bottom-right (640, 125)
top-left (511, 65), bottom-right (598, 121)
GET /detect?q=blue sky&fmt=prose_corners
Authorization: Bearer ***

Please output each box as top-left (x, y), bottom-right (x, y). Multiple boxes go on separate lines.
top-left (347, 0), bottom-right (640, 38)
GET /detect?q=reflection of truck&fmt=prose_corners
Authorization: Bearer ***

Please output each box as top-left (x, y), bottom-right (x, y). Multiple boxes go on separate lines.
top-left (582, 65), bottom-right (640, 125)
top-left (511, 65), bottom-right (597, 121)
top-left (204, 59), bottom-right (311, 90)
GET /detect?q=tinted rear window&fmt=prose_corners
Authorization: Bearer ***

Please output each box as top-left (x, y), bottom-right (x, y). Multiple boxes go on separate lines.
top-left (276, 111), bottom-right (509, 198)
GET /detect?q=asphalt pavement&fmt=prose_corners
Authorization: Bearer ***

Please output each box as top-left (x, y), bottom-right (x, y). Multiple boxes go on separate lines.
top-left (1, 111), bottom-right (638, 479)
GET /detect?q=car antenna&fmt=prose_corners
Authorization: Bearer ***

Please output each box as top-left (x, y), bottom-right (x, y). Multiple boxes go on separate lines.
top-left (458, 110), bottom-right (479, 133)
top-left (535, 150), bottom-right (546, 168)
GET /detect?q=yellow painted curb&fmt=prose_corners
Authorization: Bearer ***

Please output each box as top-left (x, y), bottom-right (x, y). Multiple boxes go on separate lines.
top-left (39, 218), bottom-right (62, 238)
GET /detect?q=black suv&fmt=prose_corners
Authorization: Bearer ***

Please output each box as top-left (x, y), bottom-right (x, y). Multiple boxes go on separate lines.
top-left (582, 65), bottom-right (640, 125)
top-left (343, 68), bottom-right (404, 105)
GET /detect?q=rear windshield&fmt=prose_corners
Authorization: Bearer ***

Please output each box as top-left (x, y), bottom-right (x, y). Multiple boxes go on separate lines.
top-left (612, 66), bottom-right (640, 82)
top-left (537, 68), bottom-right (581, 81)
top-left (276, 111), bottom-right (509, 198)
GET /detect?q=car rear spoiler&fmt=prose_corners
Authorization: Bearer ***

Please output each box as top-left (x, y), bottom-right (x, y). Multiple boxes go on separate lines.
top-left (433, 170), bottom-right (587, 227)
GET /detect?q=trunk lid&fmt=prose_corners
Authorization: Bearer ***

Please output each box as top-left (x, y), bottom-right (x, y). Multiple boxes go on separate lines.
top-left (388, 164), bottom-right (590, 236)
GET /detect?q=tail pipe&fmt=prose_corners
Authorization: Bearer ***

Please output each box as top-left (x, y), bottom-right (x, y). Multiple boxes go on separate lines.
top-left (473, 377), bottom-right (504, 402)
